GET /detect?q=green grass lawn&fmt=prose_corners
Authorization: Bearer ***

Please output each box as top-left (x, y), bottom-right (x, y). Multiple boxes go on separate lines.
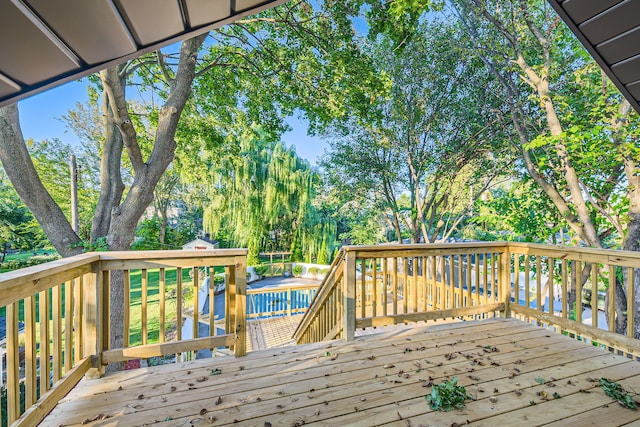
top-left (126, 268), bottom-right (192, 346)
top-left (126, 266), bottom-right (228, 346)
top-left (4, 266), bottom-right (232, 351)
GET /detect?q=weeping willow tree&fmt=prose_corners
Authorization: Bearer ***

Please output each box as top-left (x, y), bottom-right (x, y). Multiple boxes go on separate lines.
top-left (203, 131), bottom-right (335, 265)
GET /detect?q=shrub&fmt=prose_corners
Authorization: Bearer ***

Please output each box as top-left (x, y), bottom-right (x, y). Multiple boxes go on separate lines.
top-left (255, 265), bottom-right (269, 277)
top-left (292, 265), bottom-right (303, 277)
top-left (1, 254), bottom-right (59, 271)
top-left (308, 267), bottom-right (319, 278)
top-left (319, 268), bottom-right (330, 277)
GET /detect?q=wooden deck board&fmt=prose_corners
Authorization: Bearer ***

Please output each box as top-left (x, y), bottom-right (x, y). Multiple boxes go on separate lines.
top-left (41, 318), bottom-right (640, 427)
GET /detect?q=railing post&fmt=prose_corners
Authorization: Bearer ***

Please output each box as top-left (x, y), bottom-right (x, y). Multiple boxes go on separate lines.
top-left (83, 265), bottom-right (104, 377)
top-left (501, 245), bottom-right (511, 318)
top-left (234, 255), bottom-right (247, 356)
top-left (287, 287), bottom-right (292, 317)
top-left (343, 251), bottom-right (356, 340)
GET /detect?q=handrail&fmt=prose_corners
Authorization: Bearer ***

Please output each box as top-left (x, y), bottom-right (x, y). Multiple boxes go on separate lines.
top-left (292, 249), bottom-right (346, 341)
top-left (0, 248), bottom-right (248, 426)
top-left (0, 253), bottom-right (99, 307)
top-left (5, 242), bottom-right (640, 425)
top-left (293, 243), bottom-right (508, 344)
top-left (507, 243), bottom-right (640, 358)
top-left (293, 242), bottom-right (640, 359)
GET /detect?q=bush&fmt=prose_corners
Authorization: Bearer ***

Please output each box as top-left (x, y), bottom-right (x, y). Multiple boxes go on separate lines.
top-left (308, 267), bottom-right (319, 278)
top-left (292, 265), bottom-right (303, 277)
top-left (255, 265), bottom-right (269, 277)
top-left (319, 268), bottom-right (329, 277)
top-left (1, 254), bottom-right (59, 271)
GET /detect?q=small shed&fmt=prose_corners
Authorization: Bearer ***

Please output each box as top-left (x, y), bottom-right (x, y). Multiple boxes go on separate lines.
top-left (182, 237), bottom-right (219, 251)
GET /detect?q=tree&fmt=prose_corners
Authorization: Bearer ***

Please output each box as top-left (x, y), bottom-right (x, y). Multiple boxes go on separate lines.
top-left (203, 132), bottom-right (333, 264)
top-left (0, 35), bottom-right (208, 360)
top-left (323, 18), bottom-right (511, 243)
top-left (451, 0), bottom-right (640, 333)
top-left (0, 169), bottom-right (46, 259)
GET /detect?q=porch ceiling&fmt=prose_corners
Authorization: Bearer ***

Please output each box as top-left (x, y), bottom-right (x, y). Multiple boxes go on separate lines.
top-left (549, 0), bottom-right (640, 114)
top-left (1, 1), bottom-right (640, 114)
top-left (0, 0), bottom-right (286, 108)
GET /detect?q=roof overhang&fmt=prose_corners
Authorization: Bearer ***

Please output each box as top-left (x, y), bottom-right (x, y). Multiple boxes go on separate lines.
top-left (0, 0), bottom-right (286, 108)
top-left (2, 1), bottom-right (640, 115)
top-left (548, 0), bottom-right (640, 114)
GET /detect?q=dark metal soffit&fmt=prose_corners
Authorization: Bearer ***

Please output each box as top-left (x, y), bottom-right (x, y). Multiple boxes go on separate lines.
top-left (0, 0), bottom-right (287, 108)
top-left (548, 0), bottom-right (640, 114)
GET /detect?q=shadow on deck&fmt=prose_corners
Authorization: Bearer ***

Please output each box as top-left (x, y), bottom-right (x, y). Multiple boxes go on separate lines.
top-left (42, 318), bottom-right (640, 426)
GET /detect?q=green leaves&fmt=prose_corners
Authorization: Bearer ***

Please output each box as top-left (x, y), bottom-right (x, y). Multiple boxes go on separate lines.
top-left (599, 378), bottom-right (638, 409)
top-left (425, 377), bottom-right (473, 412)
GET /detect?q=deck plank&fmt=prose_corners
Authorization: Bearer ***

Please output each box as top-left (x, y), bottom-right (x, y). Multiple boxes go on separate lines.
top-left (41, 318), bottom-right (640, 427)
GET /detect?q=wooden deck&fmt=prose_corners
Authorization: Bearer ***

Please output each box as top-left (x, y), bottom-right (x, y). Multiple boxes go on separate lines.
top-left (42, 318), bottom-right (640, 426)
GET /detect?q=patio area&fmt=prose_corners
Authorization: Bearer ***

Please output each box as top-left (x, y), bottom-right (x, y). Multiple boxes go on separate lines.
top-left (42, 317), bottom-right (640, 426)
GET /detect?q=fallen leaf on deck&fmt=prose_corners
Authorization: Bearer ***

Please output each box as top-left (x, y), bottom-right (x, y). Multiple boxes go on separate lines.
top-left (82, 414), bottom-right (110, 424)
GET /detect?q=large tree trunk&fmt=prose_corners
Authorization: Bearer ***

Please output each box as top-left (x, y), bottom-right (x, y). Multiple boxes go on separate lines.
top-left (0, 104), bottom-right (82, 257)
top-left (101, 35), bottom-right (207, 360)
top-left (91, 83), bottom-right (126, 242)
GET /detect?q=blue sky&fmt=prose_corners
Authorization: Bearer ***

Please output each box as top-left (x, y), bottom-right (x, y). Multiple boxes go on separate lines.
top-left (18, 78), bottom-right (327, 166)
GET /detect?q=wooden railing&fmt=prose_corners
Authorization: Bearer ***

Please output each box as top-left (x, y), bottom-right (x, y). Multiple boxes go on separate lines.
top-left (247, 284), bottom-right (318, 319)
top-left (293, 242), bottom-right (640, 360)
top-left (507, 243), bottom-right (640, 358)
top-left (0, 249), bottom-right (247, 426)
top-left (6, 242), bottom-right (640, 425)
top-left (293, 250), bottom-right (346, 343)
top-left (293, 243), bottom-right (507, 344)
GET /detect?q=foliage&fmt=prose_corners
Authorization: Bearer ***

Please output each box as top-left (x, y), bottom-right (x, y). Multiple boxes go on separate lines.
top-left (322, 17), bottom-right (510, 244)
top-left (425, 377), bottom-right (472, 411)
top-left (28, 138), bottom-right (98, 242)
top-left (131, 219), bottom-right (165, 251)
top-left (254, 265), bottom-right (269, 276)
top-left (470, 179), bottom-right (562, 243)
top-left (599, 378), bottom-right (638, 409)
top-left (0, 169), bottom-right (48, 255)
top-left (292, 265), bottom-right (303, 277)
top-left (0, 254), bottom-right (60, 271)
top-left (203, 132), bottom-right (335, 264)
